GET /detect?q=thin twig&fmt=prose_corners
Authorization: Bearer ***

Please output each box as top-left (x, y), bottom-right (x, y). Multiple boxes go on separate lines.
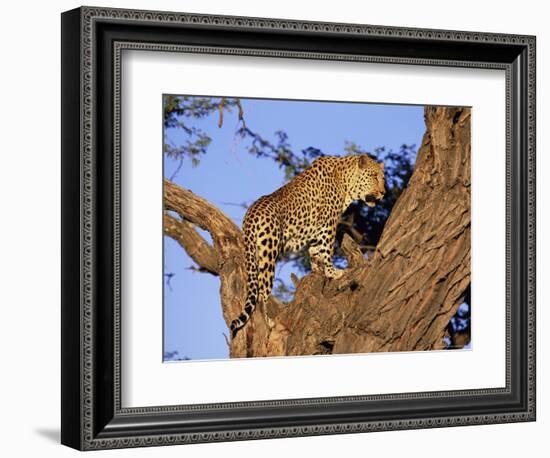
top-left (220, 201), bottom-right (249, 209)
top-left (217, 97), bottom-right (226, 128)
top-left (169, 156), bottom-right (184, 181)
top-left (235, 98), bottom-right (246, 129)
top-left (164, 272), bottom-right (175, 291)
top-left (222, 332), bottom-right (231, 348)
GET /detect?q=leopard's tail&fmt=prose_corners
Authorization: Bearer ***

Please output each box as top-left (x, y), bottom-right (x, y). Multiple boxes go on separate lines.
top-left (230, 230), bottom-right (259, 338)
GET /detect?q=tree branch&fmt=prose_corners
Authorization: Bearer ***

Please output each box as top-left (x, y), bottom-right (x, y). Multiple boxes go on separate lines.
top-left (164, 214), bottom-right (220, 275)
top-left (340, 233), bottom-right (366, 268)
top-left (164, 180), bottom-right (247, 328)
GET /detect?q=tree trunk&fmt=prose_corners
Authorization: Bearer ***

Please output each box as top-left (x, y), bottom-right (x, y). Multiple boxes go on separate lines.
top-left (165, 106), bottom-right (471, 358)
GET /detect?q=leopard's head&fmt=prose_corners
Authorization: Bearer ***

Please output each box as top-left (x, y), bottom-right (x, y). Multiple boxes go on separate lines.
top-left (351, 154), bottom-right (386, 207)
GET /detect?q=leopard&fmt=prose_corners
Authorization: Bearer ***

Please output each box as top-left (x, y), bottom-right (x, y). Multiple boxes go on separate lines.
top-left (230, 154), bottom-right (385, 338)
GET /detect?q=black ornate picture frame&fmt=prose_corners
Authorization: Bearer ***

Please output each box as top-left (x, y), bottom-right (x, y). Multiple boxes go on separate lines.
top-left (61, 6), bottom-right (536, 450)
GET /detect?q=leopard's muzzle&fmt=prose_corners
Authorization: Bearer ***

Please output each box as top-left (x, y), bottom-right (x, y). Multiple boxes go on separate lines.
top-left (364, 191), bottom-right (384, 207)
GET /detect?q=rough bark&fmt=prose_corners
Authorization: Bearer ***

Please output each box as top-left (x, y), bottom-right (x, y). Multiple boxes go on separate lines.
top-left (164, 106), bottom-right (471, 358)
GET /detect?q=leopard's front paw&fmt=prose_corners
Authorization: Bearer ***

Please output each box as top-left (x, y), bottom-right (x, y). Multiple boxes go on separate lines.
top-left (325, 268), bottom-right (345, 279)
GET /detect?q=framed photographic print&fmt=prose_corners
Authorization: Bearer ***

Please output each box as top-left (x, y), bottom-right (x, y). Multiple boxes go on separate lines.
top-left (61, 6), bottom-right (536, 450)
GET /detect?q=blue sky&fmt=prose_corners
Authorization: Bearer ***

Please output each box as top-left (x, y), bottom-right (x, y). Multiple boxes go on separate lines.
top-left (164, 97), bottom-right (426, 361)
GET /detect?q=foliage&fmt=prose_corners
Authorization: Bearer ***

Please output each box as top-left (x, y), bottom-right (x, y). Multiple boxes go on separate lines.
top-left (236, 128), bottom-right (326, 181)
top-left (445, 286), bottom-right (471, 348)
top-left (163, 350), bottom-right (191, 361)
top-left (163, 95), bottom-right (243, 166)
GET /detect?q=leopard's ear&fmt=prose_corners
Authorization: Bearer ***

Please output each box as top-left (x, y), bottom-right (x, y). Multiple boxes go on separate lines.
top-left (379, 161), bottom-right (384, 170)
top-left (358, 154), bottom-right (371, 169)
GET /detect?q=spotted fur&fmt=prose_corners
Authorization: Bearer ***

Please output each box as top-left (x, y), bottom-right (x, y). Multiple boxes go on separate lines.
top-left (230, 154), bottom-right (385, 337)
